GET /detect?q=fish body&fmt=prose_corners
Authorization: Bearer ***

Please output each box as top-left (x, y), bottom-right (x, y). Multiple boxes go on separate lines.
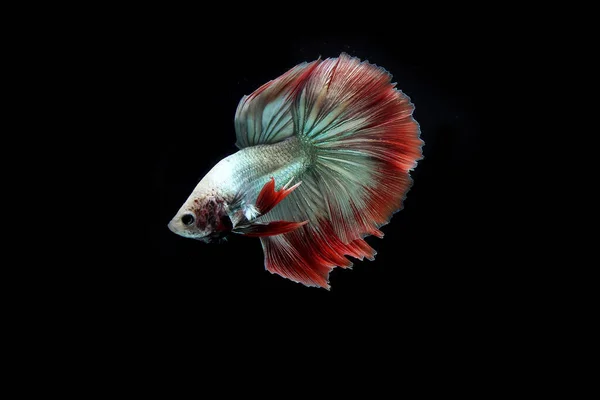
top-left (168, 137), bottom-right (307, 240)
top-left (169, 54), bottom-right (423, 288)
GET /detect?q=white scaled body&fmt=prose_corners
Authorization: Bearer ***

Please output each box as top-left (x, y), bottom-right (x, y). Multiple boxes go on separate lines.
top-left (168, 137), bottom-right (308, 238)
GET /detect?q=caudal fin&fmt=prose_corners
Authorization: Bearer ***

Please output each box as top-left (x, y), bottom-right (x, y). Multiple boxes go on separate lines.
top-left (235, 54), bottom-right (423, 288)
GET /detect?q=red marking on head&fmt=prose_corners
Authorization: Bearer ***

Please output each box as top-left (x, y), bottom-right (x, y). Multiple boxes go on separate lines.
top-left (193, 197), bottom-right (231, 234)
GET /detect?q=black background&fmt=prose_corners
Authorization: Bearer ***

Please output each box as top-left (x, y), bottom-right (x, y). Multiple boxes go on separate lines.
top-left (13, 9), bottom-right (568, 383)
top-left (14, 10), bottom-right (553, 380)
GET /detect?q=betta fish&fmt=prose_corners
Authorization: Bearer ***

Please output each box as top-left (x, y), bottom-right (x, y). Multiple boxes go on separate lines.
top-left (168, 53), bottom-right (423, 289)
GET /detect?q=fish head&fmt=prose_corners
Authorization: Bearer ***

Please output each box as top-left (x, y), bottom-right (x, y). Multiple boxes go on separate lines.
top-left (168, 194), bottom-right (232, 243)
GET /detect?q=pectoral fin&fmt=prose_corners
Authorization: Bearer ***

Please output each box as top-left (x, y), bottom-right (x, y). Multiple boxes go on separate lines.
top-left (255, 177), bottom-right (302, 216)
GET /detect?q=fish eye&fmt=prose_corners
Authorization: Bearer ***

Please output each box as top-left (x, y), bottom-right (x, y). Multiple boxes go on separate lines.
top-left (181, 213), bottom-right (195, 226)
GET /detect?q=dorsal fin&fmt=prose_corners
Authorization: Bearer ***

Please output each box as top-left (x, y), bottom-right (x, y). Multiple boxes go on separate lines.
top-left (234, 60), bottom-right (319, 148)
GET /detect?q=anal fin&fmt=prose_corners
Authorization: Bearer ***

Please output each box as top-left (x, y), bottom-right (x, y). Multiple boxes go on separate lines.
top-left (260, 219), bottom-right (377, 289)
